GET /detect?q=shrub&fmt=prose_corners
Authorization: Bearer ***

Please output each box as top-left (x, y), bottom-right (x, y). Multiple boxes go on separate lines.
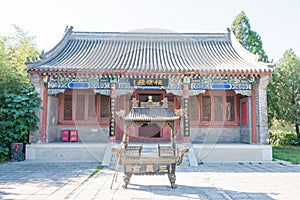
top-left (0, 84), bottom-right (41, 161)
top-left (269, 130), bottom-right (298, 146)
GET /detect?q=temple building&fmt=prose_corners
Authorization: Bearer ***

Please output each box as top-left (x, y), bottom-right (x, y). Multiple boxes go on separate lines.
top-left (25, 27), bottom-right (274, 163)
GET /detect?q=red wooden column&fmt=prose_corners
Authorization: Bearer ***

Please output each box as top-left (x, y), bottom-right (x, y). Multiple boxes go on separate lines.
top-left (41, 87), bottom-right (48, 142)
top-left (251, 87), bottom-right (257, 143)
top-left (109, 82), bottom-right (117, 142)
top-left (183, 79), bottom-right (190, 143)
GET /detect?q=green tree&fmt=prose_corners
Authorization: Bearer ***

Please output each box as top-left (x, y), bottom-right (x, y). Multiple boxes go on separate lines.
top-left (0, 26), bottom-right (41, 161)
top-left (231, 11), bottom-right (268, 62)
top-left (268, 49), bottom-right (300, 139)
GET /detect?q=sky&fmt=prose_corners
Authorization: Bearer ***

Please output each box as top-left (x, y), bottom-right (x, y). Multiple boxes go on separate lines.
top-left (1, 0), bottom-right (300, 62)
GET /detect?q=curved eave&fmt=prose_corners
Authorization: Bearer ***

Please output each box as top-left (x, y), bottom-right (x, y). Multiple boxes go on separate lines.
top-left (229, 30), bottom-right (275, 71)
top-left (26, 69), bottom-right (273, 76)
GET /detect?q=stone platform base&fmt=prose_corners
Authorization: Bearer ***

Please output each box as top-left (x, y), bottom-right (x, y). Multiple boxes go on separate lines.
top-left (26, 143), bottom-right (107, 162)
top-left (26, 143), bottom-right (272, 163)
top-left (193, 143), bottom-right (272, 162)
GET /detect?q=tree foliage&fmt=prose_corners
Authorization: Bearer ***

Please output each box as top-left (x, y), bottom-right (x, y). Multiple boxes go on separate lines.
top-left (267, 49), bottom-right (300, 139)
top-left (0, 25), bottom-right (41, 161)
top-left (0, 86), bottom-right (41, 159)
top-left (231, 11), bottom-right (268, 62)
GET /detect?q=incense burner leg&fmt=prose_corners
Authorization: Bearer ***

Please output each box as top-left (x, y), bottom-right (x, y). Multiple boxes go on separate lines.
top-left (168, 173), bottom-right (177, 189)
top-left (122, 173), bottom-right (132, 188)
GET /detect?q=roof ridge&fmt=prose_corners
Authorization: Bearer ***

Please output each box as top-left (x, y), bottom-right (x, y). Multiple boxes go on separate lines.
top-left (70, 31), bottom-right (230, 42)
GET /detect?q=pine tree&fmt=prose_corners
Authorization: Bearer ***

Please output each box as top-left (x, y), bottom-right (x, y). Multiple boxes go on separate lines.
top-left (268, 49), bottom-right (300, 138)
top-left (231, 11), bottom-right (268, 62)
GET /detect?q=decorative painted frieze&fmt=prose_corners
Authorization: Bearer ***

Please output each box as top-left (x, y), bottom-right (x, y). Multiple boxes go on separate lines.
top-left (191, 76), bottom-right (255, 90)
top-left (94, 89), bottom-right (110, 96)
top-left (168, 77), bottom-right (183, 90)
top-left (46, 74), bottom-right (257, 98)
top-left (166, 90), bottom-right (183, 97)
top-left (47, 74), bottom-right (110, 89)
top-left (235, 90), bottom-right (252, 96)
top-left (116, 89), bottom-right (134, 96)
top-left (189, 90), bottom-right (206, 96)
top-left (117, 78), bottom-right (133, 89)
top-left (48, 89), bottom-right (66, 96)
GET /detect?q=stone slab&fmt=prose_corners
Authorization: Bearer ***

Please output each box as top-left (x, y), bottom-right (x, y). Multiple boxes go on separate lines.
top-left (193, 144), bottom-right (272, 162)
top-left (26, 143), bottom-right (107, 162)
top-left (1, 162), bottom-right (300, 200)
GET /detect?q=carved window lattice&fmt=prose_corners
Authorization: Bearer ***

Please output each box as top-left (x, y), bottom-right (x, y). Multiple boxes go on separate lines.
top-left (88, 95), bottom-right (97, 120)
top-left (190, 96), bottom-right (199, 122)
top-left (64, 95), bottom-right (72, 120)
top-left (226, 96), bottom-right (235, 121)
top-left (100, 95), bottom-right (109, 119)
top-left (214, 96), bottom-right (223, 121)
top-left (61, 90), bottom-right (109, 122)
top-left (200, 91), bottom-right (239, 125)
top-left (202, 96), bottom-right (211, 121)
top-left (76, 95), bottom-right (85, 120)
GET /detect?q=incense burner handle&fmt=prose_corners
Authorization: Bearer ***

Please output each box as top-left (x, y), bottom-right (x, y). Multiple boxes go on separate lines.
top-left (176, 148), bottom-right (190, 166)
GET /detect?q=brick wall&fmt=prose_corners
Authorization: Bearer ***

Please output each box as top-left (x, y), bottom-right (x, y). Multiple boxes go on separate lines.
top-left (190, 128), bottom-right (240, 143)
top-left (255, 75), bottom-right (271, 144)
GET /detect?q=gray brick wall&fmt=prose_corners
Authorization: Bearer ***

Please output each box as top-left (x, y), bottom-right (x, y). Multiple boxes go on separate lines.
top-left (255, 75), bottom-right (271, 144)
top-left (28, 74), bottom-right (43, 143)
top-left (190, 128), bottom-right (240, 143)
top-left (240, 128), bottom-right (251, 143)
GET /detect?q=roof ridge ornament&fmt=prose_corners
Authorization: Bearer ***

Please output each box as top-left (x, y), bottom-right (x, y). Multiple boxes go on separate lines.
top-left (64, 26), bottom-right (73, 34)
top-left (39, 50), bottom-right (46, 60)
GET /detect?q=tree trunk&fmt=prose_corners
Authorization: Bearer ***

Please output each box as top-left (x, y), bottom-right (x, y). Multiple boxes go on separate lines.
top-left (296, 123), bottom-right (300, 141)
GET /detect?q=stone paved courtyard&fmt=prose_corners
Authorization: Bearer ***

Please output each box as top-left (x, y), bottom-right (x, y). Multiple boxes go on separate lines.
top-left (0, 161), bottom-right (300, 199)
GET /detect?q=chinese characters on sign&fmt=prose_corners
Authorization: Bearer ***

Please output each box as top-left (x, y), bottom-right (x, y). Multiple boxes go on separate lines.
top-left (125, 164), bottom-right (170, 173)
top-left (129, 78), bottom-right (168, 87)
top-left (109, 98), bottom-right (116, 136)
top-left (183, 99), bottom-right (190, 136)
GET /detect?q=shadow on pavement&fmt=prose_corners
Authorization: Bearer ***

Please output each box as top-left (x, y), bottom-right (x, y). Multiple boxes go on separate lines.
top-left (121, 183), bottom-right (273, 199)
top-left (176, 162), bottom-right (300, 173)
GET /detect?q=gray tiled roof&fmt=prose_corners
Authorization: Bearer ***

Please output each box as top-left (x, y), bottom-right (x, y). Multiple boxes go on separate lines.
top-left (123, 107), bottom-right (180, 121)
top-left (26, 27), bottom-right (274, 74)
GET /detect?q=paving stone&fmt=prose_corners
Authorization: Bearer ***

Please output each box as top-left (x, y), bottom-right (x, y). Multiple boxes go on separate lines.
top-left (1, 162), bottom-right (300, 199)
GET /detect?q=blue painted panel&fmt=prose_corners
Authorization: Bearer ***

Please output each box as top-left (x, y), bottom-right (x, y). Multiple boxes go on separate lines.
top-left (136, 86), bottom-right (163, 90)
top-left (211, 84), bottom-right (231, 89)
top-left (68, 82), bottom-right (90, 88)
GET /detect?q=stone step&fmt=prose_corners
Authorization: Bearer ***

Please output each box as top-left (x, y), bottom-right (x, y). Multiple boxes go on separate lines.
top-left (188, 146), bottom-right (198, 166)
top-left (101, 143), bottom-right (113, 166)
